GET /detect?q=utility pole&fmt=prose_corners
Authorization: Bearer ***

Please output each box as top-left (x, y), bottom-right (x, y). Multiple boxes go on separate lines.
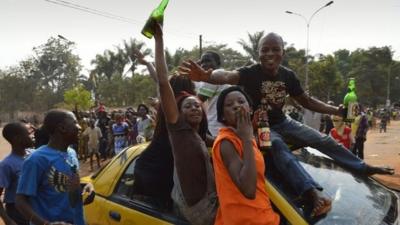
top-left (199, 35), bottom-right (203, 58)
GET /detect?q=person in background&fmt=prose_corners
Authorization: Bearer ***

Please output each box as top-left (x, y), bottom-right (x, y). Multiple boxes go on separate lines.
top-left (321, 101), bottom-right (335, 135)
top-left (352, 105), bottom-right (368, 159)
top-left (197, 51), bottom-right (230, 138)
top-left (82, 119), bottom-right (102, 171)
top-left (125, 110), bottom-right (138, 145)
top-left (111, 113), bottom-right (129, 155)
top-left (0, 122), bottom-right (34, 225)
top-left (77, 118), bottom-right (88, 161)
top-left (329, 115), bottom-right (354, 150)
top-left (96, 108), bottom-right (110, 160)
top-left (136, 104), bottom-right (154, 143)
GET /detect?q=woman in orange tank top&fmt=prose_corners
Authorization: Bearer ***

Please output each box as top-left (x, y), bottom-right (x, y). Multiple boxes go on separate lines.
top-left (212, 86), bottom-right (280, 225)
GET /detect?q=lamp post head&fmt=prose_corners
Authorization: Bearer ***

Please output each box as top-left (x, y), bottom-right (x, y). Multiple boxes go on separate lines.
top-left (325, 1), bottom-right (334, 7)
top-left (58, 34), bottom-right (67, 40)
top-left (285, 11), bottom-right (293, 14)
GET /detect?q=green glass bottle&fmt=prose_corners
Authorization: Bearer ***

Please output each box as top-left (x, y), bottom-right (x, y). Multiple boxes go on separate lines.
top-left (343, 78), bottom-right (358, 121)
top-left (141, 0), bottom-right (169, 39)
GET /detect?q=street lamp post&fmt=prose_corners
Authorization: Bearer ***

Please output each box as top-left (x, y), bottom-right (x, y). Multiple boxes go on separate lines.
top-left (285, 1), bottom-right (334, 92)
top-left (387, 65), bottom-right (391, 107)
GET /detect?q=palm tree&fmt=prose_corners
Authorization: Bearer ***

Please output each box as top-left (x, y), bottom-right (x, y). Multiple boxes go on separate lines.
top-left (237, 31), bottom-right (265, 63)
top-left (123, 38), bottom-right (151, 76)
top-left (91, 38), bottom-right (152, 80)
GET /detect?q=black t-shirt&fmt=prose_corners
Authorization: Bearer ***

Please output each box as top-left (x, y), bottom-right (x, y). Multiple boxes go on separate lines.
top-left (97, 116), bottom-right (110, 137)
top-left (238, 64), bottom-right (304, 125)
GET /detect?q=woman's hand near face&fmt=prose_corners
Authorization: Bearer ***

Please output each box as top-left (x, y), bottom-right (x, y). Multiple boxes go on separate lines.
top-left (234, 106), bottom-right (254, 142)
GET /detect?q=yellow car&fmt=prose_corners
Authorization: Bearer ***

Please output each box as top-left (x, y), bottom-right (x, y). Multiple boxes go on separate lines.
top-left (82, 144), bottom-right (400, 225)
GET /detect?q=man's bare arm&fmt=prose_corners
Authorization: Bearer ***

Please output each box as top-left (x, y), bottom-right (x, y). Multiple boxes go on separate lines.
top-left (293, 93), bottom-right (342, 116)
top-left (0, 188), bottom-right (17, 225)
top-left (179, 60), bottom-right (240, 85)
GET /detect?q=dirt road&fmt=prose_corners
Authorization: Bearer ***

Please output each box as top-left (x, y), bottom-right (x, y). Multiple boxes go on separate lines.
top-left (363, 120), bottom-right (400, 190)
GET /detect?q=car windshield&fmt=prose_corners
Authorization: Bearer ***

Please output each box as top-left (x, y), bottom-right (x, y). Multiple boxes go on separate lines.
top-left (266, 148), bottom-right (398, 225)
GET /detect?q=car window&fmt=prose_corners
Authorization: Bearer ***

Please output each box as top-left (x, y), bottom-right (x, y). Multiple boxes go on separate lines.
top-left (111, 155), bottom-right (190, 225)
top-left (266, 148), bottom-right (398, 225)
top-left (115, 156), bottom-right (137, 198)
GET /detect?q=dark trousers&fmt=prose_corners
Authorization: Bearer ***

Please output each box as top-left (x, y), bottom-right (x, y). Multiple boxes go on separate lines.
top-left (353, 138), bottom-right (365, 159)
top-left (99, 137), bottom-right (108, 159)
top-left (6, 203), bottom-right (29, 225)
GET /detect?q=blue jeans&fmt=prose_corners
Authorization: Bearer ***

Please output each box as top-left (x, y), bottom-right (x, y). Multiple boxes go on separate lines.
top-left (269, 116), bottom-right (367, 195)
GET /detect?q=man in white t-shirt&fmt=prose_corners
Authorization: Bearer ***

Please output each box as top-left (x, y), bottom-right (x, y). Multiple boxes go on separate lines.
top-left (197, 51), bottom-right (230, 138)
top-left (83, 119), bottom-right (102, 170)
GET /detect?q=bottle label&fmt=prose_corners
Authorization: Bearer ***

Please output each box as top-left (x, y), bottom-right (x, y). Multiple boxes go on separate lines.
top-left (347, 102), bottom-right (359, 120)
top-left (258, 127), bottom-right (271, 147)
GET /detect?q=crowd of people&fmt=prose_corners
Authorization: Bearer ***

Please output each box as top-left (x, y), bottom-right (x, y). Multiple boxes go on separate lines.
top-left (0, 22), bottom-right (396, 225)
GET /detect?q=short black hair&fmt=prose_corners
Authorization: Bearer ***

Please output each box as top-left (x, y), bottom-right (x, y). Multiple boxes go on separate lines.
top-left (2, 122), bottom-right (26, 143)
top-left (137, 104), bottom-right (149, 114)
top-left (169, 75), bottom-right (196, 95)
top-left (43, 109), bottom-right (70, 135)
top-left (202, 51), bottom-right (221, 68)
top-left (216, 86), bottom-right (253, 123)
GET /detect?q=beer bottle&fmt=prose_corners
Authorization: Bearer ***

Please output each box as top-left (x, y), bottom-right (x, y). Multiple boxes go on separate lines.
top-left (257, 99), bottom-right (271, 151)
top-left (343, 78), bottom-right (358, 121)
top-left (141, 0), bottom-right (169, 39)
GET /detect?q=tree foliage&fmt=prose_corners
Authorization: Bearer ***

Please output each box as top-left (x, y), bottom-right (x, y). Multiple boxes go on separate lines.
top-left (63, 85), bottom-right (93, 111)
top-left (238, 31), bottom-right (265, 63)
top-left (1, 31), bottom-right (399, 118)
top-left (0, 36), bottom-right (82, 117)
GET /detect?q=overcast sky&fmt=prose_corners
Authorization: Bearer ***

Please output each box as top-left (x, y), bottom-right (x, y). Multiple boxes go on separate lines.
top-left (1, 0), bottom-right (399, 73)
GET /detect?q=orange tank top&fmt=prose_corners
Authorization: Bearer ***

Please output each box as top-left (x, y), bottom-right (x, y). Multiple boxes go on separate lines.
top-left (212, 128), bottom-right (280, 225)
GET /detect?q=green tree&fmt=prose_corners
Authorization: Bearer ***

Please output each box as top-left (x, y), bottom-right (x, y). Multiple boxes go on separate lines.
top-left (348, 47), bottom-right (393, 106)
top-left (62, 85), bottom-right (93, 111)
top-left (0, 68), bottom-right (35, 118)
top-left (29, 36), bottom-right (82, 108)
top-left (308, 55), bottom-right (343, 102)
top-left (123, 38), bottom-right (152, 75)
top-left (284, 45), bottom-right (307, 85)
top-left (238, 31), bottom-right (265, 63)
top-left (95, 73), bottom-right (156, 107)
top-left (333, 49), bottom-right (351, 81)
top-left (91, 38), bottom-right (151, 80)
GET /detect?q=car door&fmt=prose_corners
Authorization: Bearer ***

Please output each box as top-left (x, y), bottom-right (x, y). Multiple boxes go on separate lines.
top-left (103, 156), bottom-right (189, 225)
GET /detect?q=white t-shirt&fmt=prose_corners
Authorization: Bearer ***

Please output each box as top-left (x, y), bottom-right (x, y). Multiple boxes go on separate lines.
top-left (83, 126), bottom-right (102, 149)
top-left (303, 109), bottom-right (322, 131)
top-left (198, 82), bottom-right (231, 136)
top-left (137, 115), bottom-right (154, 140)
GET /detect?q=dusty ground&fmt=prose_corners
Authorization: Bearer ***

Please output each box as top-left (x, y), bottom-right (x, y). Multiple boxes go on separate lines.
top-left (363, 120), bottom-right (400, 190)
top-left (0, 120), bottom-right (398, 224)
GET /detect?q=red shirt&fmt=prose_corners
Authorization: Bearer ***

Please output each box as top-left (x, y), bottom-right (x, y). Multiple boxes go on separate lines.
top-left (330, 127), bottom-right (352, 149)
